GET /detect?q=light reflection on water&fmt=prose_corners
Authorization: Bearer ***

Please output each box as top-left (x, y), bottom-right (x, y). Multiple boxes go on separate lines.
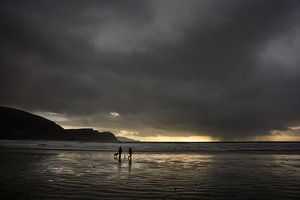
top-left (44, 152), bottom-right (213, 176)
top-left (1, 150), bottom-right (300, 199)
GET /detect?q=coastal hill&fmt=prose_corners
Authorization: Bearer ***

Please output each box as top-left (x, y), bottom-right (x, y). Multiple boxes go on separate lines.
top-left (0, 106), bottom-right (118, 142)
top-left (117, 136), bottom-right (139, 142)
top-left (64, 129), bottom-right (117, 142)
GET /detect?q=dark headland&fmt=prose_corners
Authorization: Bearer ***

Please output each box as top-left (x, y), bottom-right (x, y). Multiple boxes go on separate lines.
top-left (0, 106), bottom-right (118, 142)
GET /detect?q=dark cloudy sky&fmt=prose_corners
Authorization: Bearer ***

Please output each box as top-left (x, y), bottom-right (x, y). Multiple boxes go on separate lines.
top-left (1, 0), bottom-right (300, 141)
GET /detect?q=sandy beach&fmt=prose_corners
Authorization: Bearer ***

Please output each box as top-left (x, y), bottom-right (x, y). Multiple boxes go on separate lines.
top-left (1, 145), bottom-right (300, 199)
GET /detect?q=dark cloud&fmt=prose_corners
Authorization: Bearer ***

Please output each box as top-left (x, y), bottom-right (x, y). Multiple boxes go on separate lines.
top-left (1, 0), bottom-right (300, 139)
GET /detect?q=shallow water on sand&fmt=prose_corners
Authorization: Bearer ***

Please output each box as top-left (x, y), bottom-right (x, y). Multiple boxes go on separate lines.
top-left (0, 149), bottom-right (300, 199)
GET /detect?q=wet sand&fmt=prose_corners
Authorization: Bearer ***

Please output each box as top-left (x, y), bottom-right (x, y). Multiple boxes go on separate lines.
top-left (0, 149), bottom-right (300, 199)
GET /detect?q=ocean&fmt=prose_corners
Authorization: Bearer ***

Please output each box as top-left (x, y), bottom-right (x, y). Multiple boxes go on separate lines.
top-left (1, 140), bottom-right (300, 152)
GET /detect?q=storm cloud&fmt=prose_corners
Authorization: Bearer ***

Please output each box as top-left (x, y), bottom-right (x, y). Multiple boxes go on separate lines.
top-left (1, 0), bottom-right (300, 139)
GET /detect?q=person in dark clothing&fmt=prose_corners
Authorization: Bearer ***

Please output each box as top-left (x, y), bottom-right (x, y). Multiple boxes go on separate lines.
top-left (128, 147), bottom-right (133, 159)
top-left (118, 146), bottom-right (122, 161)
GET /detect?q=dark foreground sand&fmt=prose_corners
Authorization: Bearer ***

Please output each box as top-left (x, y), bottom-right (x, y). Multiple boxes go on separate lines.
top-left (0, 149), bottom-right (300, 199)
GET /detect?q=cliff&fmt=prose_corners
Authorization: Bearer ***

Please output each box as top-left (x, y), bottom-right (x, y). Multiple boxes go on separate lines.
top-left (0, 106), bottom-right (118, 142)
top-left (64, 129), bottom-right (117, 142)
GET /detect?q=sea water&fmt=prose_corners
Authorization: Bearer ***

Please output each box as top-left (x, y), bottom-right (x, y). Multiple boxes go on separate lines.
top-left (1, 140), bottom-right (300, 152)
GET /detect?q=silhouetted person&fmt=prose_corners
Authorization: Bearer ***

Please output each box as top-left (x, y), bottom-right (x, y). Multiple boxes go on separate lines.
top-left (118, 146), bottom-right (122, 162)
top-left (128, 147), bottom-right (132, 159)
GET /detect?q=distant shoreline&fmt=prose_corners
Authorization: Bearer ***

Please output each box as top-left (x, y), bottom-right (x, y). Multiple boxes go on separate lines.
top-left (1, 140), bottom-right (300, 155)
top-left (1, 139), bottom-right (300, 143)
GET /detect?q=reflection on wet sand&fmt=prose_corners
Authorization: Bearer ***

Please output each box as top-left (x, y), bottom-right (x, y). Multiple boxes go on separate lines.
top-left (1, 150), bottom-right (300, 199)
top-left (128, 158), bottom-right (132, 172)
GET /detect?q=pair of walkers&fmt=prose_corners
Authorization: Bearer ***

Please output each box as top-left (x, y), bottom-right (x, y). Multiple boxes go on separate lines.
top-left (115, 146), bottom-right (132, 161)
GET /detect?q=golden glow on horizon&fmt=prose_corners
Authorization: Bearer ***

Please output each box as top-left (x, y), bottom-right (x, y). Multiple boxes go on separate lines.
top-left (134, 135), bottom-right (218, 142)
top-left (60, 125), bottom-right (300, 142)
top-left (254, 135), bottom-right (300, 141)
top-left (253, 129), bottom-right (300, 141)
top-left (61, 125), bottom-right (84, 129)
